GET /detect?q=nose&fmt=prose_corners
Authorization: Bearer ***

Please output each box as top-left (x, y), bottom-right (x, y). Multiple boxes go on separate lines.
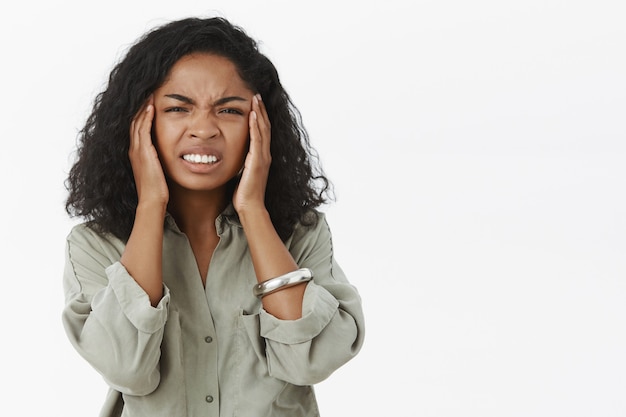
top-left (189, 111), bottom-right (220, 140)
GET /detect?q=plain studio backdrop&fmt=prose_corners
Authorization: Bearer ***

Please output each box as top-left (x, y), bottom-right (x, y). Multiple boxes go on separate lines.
top-left (1, 1), bottom-right (624, 416)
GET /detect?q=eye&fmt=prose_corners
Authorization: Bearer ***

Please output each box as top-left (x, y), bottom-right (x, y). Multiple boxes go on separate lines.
top-left (218, 108), bottom-right (244, 115)
top-left (164, 106), bottom-right (189, 113)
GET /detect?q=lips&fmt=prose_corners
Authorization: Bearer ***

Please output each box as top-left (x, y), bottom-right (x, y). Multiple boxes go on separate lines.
top-left (182, 153), bottom-right (219, 164)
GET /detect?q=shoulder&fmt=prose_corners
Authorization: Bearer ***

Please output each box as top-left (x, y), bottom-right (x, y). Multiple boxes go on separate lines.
top-left (288, 209), bottom-right (332, 246)
top-left (66, 221), bottom-right (126, 258)
top-left (67, 221), bottom-right (106, 243)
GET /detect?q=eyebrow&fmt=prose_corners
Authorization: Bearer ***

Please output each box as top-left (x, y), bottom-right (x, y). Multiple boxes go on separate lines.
top-left (164, 94), bottom-right (248, 106)
top-left (164, 93), bottom-right (195, 104)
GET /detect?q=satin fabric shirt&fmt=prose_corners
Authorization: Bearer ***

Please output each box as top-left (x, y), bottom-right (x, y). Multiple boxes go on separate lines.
top-left (62, 207), bottom-right (364, 417)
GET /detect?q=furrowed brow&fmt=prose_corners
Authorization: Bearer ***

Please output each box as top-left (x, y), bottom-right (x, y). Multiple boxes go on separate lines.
top-left (213, 96), bottom-right (247, 106)
top-left (164, 94), bottom-right (195, 105)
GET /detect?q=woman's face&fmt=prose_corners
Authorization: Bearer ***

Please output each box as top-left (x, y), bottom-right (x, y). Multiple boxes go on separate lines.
top-left (152, 53), bottom-right (254, 195)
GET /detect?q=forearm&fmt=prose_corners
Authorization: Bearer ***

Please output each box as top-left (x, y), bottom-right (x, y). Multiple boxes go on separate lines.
top-left (120, 202), bottom-right (166, 306)
top-left (63, 269), bottom-right (167, 395)
top-left (63, 227), bottom-right (169, 395)
top-left (239, 208), bottom-right (305, 320)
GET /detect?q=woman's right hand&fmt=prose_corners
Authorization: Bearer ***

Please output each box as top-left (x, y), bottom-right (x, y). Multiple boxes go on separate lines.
top-left (129, 96), bottom-right (169, 207)
top-left (124, 97), bottom-right (167, 306)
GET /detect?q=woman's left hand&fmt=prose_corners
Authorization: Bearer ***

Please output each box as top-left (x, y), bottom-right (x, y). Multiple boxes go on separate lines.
top-left (233, 94), bottom-right (272, 215)
top-left (233, 95), bottom-right (304, 320)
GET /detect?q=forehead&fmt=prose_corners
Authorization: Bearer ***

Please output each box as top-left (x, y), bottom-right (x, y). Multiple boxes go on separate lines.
top-left (159, 53), bottom-right (252, 97)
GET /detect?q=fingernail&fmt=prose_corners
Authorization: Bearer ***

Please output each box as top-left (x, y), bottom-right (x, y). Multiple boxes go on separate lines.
top-left (255, 93), bottom-right (262, 102)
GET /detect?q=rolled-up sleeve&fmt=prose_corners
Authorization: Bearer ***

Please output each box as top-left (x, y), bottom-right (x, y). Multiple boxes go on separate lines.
top-left (62, 226), bottom-right (169, 396)
top-left (259, 214), bottom-right (365, 386)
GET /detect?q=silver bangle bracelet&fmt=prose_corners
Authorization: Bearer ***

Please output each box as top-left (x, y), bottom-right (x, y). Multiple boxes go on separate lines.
top-left (253, 268), bottom-right (313, 298)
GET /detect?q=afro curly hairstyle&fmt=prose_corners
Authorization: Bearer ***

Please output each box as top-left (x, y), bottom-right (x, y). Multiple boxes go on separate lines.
top-left (65, 17), bottom-right (332, 241)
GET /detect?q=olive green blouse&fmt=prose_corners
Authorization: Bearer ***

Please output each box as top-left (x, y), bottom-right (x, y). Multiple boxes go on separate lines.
top-left (62, 207), bottom-right (365, 417)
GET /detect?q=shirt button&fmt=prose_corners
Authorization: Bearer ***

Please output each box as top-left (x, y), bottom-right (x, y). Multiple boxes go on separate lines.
top-left (206, 395), bottom-right (214, 403)
top-left (205, 336), bottom-right (213, 343)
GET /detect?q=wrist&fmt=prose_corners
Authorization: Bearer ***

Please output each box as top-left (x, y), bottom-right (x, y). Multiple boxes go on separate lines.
top-left (237, 205), bottom-right (270, 229)
top-left (136, 200), bottom-right (167, 218)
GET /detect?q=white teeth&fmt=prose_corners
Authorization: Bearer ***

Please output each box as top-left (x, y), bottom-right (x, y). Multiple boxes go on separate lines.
top-left (183, 154), bottom-right (218, 164)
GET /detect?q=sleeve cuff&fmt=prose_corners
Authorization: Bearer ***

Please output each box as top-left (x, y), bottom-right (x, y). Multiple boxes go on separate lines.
top-left (104, 262), bottom-right (170, 333)
top-left (259, 281), bottom-right (339, 344)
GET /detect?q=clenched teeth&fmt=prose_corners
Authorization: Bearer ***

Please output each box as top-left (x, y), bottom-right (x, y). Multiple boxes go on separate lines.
top-left (183, 154), bottom-right (218, 164)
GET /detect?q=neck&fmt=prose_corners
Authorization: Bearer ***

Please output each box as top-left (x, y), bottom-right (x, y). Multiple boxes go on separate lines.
top-left (167, 186), bottom-right (230, 236)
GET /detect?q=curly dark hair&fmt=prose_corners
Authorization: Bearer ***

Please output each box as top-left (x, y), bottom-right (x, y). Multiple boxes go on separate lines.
top-left (65, 17), bottom-right (332, 241)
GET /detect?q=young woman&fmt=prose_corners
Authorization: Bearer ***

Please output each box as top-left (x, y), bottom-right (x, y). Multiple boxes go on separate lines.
top-left (62, 16), bottom-right (364, 417)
